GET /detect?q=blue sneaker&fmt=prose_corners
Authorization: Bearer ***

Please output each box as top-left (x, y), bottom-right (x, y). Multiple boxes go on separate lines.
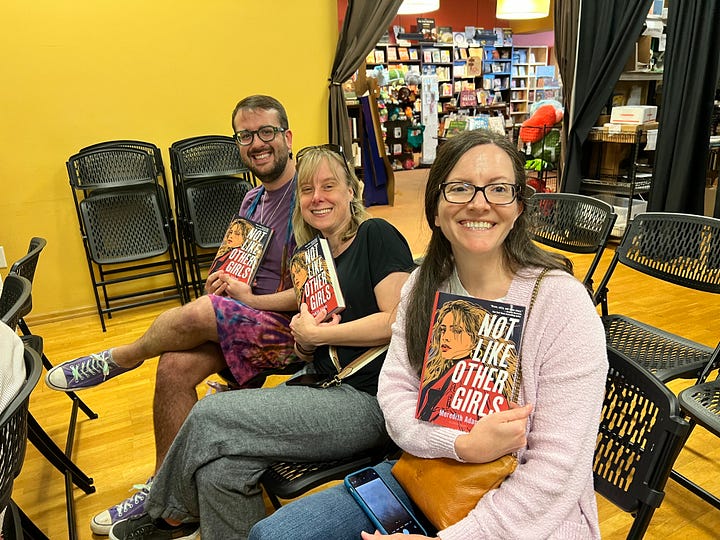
top-left (109, 513), bottom-right (199, 540)
top-left (45, 349), bottom-right (132, 391)
top-left (91, 479), bottom-right (153, 536)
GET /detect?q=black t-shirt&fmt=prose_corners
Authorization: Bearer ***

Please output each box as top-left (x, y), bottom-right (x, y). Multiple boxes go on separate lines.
top-left (312, 218), bottom-right (414, 395)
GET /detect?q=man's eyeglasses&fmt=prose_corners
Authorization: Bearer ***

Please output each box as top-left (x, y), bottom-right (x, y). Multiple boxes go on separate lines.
top-left (440, 182), bottom-right (519, 205)
top-left (234, 125), bottom-right (286, 146)
top-left (296, 144), bottom-right (352, 176)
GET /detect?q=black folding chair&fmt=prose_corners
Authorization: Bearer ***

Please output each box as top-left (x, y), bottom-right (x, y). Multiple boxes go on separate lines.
top-left (0, 338), bottom-right (48, 540)
top-left (593, 212), bottom-right (720, 383)
top-left (594, 347), bottom-right (692, 539)
top-left (9, 237), bottom-right (98, 426)
top-left (67, 146), bottom-right (185, 330)
top-left (169, 136), bottom-right (253, 298)
top-left (527, 192), bottom-right (616, 293)
top-left (0, 275), bottom-right (94, 540)
top-left (260, 439), bottom-right (399, 510)
top-left (671, 344), bottom-right (720, 510)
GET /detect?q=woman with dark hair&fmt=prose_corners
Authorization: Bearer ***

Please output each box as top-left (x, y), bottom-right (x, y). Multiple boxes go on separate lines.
top-left (249, 130), bottom-right (608, 540)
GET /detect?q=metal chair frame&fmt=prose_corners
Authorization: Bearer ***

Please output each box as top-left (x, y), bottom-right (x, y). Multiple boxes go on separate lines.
top-left (528, 192), bottom-right (617, 292)
top-left (67, 146), bottom-right (185, 330)
top-left (169, 136), bottom-right (254, 299)
top-left (594, 347), bottom-right (692, 539)
top-left (593, 212), bottom-right (720, 383)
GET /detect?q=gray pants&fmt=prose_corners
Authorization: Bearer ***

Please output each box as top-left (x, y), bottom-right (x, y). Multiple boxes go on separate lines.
top-left (144, 380), bottom-right (387, 539)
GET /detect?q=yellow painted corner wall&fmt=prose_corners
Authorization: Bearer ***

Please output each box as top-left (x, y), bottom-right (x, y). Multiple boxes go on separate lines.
top-left (0, 0), bottom-right (337, 321)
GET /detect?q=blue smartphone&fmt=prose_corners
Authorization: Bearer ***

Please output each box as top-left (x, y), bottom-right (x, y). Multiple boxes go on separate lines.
top-left (345, 467), bottom-right (427, 535)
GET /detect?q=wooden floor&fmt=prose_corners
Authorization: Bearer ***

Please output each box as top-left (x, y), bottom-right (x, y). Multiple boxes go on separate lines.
top-left (11, 169), bottom-right (720, 539)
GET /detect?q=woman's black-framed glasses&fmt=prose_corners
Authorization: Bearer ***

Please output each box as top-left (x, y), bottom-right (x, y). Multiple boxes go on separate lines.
top-left (440, 182), bottom-right (519, 205)
top-left (296, 144), bottom-right (352, 176)
top-left (234, 125), bottom-right (286, 146)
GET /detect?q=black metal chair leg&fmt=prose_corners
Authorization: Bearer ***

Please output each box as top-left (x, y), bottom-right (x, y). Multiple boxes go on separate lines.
top-left (26, 414), bottom-right (95, 494)
top-left (670, 469), bottom-right (720, 510)
top-left (18, 320), bottom-right (99, 421)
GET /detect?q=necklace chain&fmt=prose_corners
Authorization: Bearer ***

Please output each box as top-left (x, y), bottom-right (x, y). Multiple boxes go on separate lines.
top-left (260, 180), bottom-right (293, 224)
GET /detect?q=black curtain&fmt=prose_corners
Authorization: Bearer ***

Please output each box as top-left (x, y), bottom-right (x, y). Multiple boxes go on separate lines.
top-left (562, 1), bottom-right (652, 194)
top-left (648, 0), bottom-right (720, 217)
top-left (554, 0), bottom-right (580, 186)
top-left (328, 0), bottom-right (404, 154)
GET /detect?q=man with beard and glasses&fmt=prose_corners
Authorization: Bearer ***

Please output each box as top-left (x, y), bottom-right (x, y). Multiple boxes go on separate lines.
top-left (45, 95), bottom-right (301, 536)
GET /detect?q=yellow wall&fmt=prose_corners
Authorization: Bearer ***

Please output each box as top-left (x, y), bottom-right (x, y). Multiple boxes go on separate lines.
top-left (0, 0), bottom-right (337, 320)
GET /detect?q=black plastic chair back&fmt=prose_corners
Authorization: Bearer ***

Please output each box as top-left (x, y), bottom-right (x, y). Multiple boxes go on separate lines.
top-left (528, 193), bottom-right (617, 289)
top-left (594, 347), bottom-right (692, 539)
top-left (0, 343), bottom-right (42, 518)
top-left (79, 140), bottom-right (166, 182)
top-left (606, 212), bottom-right (720, 294)
top-left (9, 238), bottom-right (46, 285)
top-left (67, 147), bottom-right (157, 191)
top-left (79, 185), bottom-right (171, 264)
top-left (185, 177), bottom-right (252, 248)
top-left (0, 276), bottom-right (32, 330)
top-left (169, 135), bottom-right (254, 298)
top-left (170, 136), bottom-right (248, 180)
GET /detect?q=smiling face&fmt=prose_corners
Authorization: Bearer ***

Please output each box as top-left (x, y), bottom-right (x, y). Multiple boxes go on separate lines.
top-left (438, 311), bottom-right (475, 360)
top-left (233, 108), bottom-right (293, 185)
top-left (298, 158), bottom-right (354, 241)
top-left (434, 144), bottom-right (522, 268)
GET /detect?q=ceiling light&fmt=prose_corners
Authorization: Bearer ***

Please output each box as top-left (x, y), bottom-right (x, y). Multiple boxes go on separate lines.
top-left (496, 0), bottom-right (550, 19)
top-left (397, 0), bottom-right (440, 15)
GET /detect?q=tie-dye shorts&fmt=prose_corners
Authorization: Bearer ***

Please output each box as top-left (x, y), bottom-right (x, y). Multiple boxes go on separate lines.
top-left (211, 294), bottom-right (298, 388)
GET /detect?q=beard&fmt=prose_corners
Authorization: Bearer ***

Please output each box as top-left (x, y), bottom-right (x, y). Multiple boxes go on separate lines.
top-left (244, 147), bottom-right (290, 184)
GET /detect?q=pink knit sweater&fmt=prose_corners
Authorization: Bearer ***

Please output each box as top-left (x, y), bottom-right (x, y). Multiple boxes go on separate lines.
top-left (378, 268), bottom-right (608, 540)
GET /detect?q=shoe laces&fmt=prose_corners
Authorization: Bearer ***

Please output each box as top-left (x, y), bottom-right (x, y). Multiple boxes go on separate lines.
top-left (70, 352), bottom-right (113, 382)
top-left (113, 481), bottom-right (152, 517)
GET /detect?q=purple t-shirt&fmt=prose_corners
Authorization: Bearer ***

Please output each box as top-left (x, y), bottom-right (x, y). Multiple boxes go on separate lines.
top-left (238, 178), bottom-right (296, 296)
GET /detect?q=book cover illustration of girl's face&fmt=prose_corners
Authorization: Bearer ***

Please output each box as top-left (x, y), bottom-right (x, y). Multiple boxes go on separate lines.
top-left (225, 222), bottom-right (247, 248)
top-left (438, 311), bottom-right (475, 361)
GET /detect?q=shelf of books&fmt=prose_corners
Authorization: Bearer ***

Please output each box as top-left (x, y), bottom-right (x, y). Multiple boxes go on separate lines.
top-left (351, 20), bottom-right (556, 166)
top-left (510, 46), bottom-right (554, 122)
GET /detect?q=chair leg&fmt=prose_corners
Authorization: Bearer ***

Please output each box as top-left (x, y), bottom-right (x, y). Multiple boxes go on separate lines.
top-left (26, 414), bottom-right (95, 494)
top-left (670, 469), bottom-right (720, 510)
top-left (17, 319), bottom-right (99, 421)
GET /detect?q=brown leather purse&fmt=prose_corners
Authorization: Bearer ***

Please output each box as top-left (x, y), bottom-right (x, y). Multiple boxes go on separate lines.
top-left (392, 452), bottom-right (517, 530)
top-left (391, 270), bottom-right (548, 530)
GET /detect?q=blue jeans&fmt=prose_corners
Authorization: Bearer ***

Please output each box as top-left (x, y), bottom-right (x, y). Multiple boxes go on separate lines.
top-left (248, 461), bottom-right (435, 540)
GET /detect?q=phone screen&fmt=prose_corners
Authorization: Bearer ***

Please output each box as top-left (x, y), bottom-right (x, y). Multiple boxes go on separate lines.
top-left (345, 468), bottom-right (426, 535)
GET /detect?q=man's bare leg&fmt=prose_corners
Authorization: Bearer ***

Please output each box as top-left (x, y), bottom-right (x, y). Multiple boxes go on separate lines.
top-left (111, 296), bottom-right (219, 368)
top-left (153, 343), bottom-right (226, 469)
top-left (46, 295), bottom-right (220, 392)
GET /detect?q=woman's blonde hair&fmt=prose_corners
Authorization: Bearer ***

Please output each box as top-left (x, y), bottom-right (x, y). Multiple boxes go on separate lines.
top-left (292, 146), bottom-right (369, 246)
